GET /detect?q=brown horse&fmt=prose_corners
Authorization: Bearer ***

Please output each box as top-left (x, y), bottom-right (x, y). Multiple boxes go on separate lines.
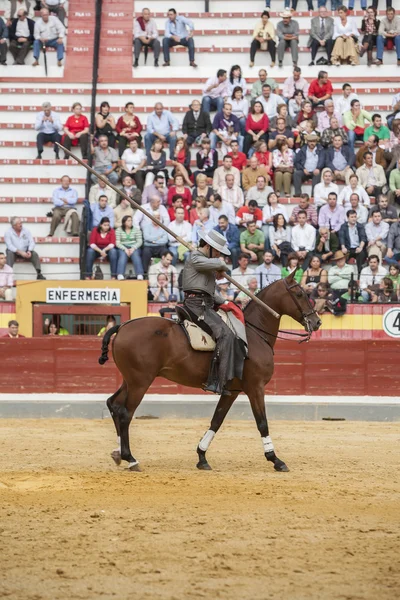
top-left (100, 271), bottom-right (321, 472)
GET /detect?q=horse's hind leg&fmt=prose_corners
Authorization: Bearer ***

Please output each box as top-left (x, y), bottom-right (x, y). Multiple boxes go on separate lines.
top-left (117, 383), bottom-right (149, 472)
top-left (106, 381), bottom-right (128, 466)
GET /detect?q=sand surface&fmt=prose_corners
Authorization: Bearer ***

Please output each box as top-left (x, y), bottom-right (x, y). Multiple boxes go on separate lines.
top-left (0, 418), bottom-right (399, 600)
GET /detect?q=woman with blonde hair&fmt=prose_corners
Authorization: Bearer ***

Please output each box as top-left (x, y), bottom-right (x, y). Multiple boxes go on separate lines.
top-left (249, 11), bottom-right (276, 68)
top-left (332, 6), bottom-right (360, 66)
top-left (192, 173), bottom-right (214, 203)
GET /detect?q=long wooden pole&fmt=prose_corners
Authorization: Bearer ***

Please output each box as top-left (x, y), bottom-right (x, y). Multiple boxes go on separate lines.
top-left (56, 143), bottom-right (279, 319)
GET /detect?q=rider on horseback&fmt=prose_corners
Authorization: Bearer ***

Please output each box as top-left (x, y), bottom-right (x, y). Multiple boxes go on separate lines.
top-left (182, 229), bottom-right (247, 395)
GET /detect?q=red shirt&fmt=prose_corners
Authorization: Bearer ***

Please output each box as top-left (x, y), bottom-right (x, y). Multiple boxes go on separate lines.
top-left (254, 151), bottom-right (271, 170)
top-left (89, 228), bottom-right (116, 249)
top-left (167, 186), bottom-right (192, 208)
top-left (308, 79), bottom-right (333, 99)
top-left (245, 113), bottom-right (269, 134)
top-left (168, 206), bottom-right (190, 221)
top-left (1, 333), bottom-right (25, 338)
top-left (236, 206), bottom-right (263, 224)
top-left (227, 151), bottom-right (247, 171)
top-left (116, 115), bottom-right (143, 136)
top-left (64, 114), bottom-right (89, 146)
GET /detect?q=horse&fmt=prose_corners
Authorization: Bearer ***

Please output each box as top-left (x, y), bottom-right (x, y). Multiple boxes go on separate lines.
top-left (99, 271), bottom-right (321, 473)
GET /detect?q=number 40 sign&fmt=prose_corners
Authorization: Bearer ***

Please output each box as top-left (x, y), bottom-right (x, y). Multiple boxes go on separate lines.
top-left (382, 308), bottom-right (400, 338)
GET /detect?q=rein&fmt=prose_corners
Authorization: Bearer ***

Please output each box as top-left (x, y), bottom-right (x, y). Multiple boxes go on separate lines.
top-left (245, 320), bottom-right (310, 345)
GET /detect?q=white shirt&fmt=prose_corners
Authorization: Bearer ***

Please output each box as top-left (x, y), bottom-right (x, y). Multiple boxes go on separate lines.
top-left (34, 15), bottom-right (65, 40)
top-left (231, 266), bottom-right (255, 287)
top-left (313, 181), bottom-right (339, 208)
top-left (134, 17), bottom-right (159, 40)
top-left (209, 201), bottom-right (236, 225)
top-left (338, 185), bottom-right (371, 209)
top-left (334, 93), bottom-right (359, 126)
top-left (333, 17), bottom-right (359, 39)
top-left (16, 19), bottom-right (30, 38)
top-left (262, 203), bottom-right (289, 223)
top-left (4, 0), bottom-right (34, 19)
top-left (134, 202), bottom-right (170, 227)
top-left (218, 185), bottom-right (244, 210)
top-left (291, 223), bottom-right (316, 251)
top-left (256, 93), bottom-right (281, 119)
top-left (230, 98), bottom-right (249, 120)
top-left (121, 148), bottom-right (146, 171)
top-left (227, 77), bottom-right (248, 96)
top-left (365, 220), bottom-right (389, 243)
top-left (359, 265), bottom-right (387, 290)
top-left (168, 220), bottom-right (192, 246)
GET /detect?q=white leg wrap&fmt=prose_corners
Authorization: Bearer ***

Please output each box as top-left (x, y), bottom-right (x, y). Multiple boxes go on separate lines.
top-left (128, 460), bottom-right (139, 468)
top-left (198, 430), bottom-right (215, 452)
top-left (114, 436), bottom-right (121, 453)
top-left (262, 436), bottom-right (275, 454)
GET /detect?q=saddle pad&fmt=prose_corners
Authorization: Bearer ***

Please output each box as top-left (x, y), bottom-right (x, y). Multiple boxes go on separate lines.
top-left (183, 320), bottom-right (216, 352)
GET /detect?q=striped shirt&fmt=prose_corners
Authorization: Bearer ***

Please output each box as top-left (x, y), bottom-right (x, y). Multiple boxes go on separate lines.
top-left (115, 226), bottom-right (143, 251)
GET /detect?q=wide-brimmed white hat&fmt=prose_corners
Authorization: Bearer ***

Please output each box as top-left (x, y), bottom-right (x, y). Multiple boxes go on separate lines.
top-left (280, 9), bottom-right (292, 17)
top-left (198, 229), bottom-right (231, 256)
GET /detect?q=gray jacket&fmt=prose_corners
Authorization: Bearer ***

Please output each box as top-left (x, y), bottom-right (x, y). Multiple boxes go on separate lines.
top-left (183, 250), bottom-right (228, 297)
top-left (387, 222), bottom-right (400, 252)
top-left (307, 16), bottom-right (334, 47)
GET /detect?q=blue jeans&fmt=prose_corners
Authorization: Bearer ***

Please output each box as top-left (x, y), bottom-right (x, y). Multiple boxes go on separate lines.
top-left (145, 132), bottom-right (176, 158)
top-left (168, 245), bottom-right (190, 266)
top-left (210, 132), bottom-right (244, 152)
top-left (163, 37), bottom-right (195, 63)
top-left (384, 252), bottom-right (400, 267)
top-left (348, 0), bottom-right (367, 8)
top-left (90, 165), bottom-right (119, 185)
top-left (201, 96), bottom-right (224, 113)
top-left (117, 248), bottom-right (144, 277)
top-left (376, 35), bottom-right (400, 60)
top-left (33, 38), bottom-right (64, 61)
top-left (86, 247), bottom-right (118, 278)
top-left (347, 130), bottom-right (364, 152)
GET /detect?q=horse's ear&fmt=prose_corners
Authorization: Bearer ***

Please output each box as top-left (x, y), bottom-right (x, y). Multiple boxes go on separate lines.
top-left (286, 267), bottom-right (297, 283)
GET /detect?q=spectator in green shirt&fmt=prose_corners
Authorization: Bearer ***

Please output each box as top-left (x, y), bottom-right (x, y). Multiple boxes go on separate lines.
top-left (281, 252), bottom-right (303, 283)
top-left (363, 114), bottom-right (391, 142)
top-left (389, 158), bottom-right (400, 205)
top-left (240, 221), bottom-right (265, 264)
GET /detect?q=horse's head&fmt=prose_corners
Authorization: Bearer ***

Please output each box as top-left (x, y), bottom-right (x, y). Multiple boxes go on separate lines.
top-left (278, 270), bottom-right (322, 338)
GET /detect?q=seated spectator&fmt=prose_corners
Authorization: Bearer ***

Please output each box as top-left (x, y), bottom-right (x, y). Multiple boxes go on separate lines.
top-left (148, 250), bottom-right (178, 288)
top-left (253, 140), bottom-right (272, 174)
top-left (214, 216), bottom-right (240, 269)
top-left (313, 169), bottom-right (339, 208)
top-left (86, 217), bottom-right (117, 280)
top-left (298, 118), bottom-right (319, 148)
top-left (348, 193), bottom-right (369, 225)
top-left (291, 210), bottom-right (316, 270)
top-left (116, 102), bottom-right (143, 158)
top-left (293, 134), bottom-right (325, 197)
top-left (290, 194), bottom-right (318, 228)
top-left (0, 252), bottom-right (14, 302)
top-left (343, 100), bottom-right (372, 151)
top-left (115, 215), bottom-right (143, 280)
top-left (242, 156), bottom-right (271, 193)
top-left (386, 121), bottom-right (400, 169)
top-left (144, 139), bottom-right (168, 186)
top-left (150, 273), bottom-right (180, 302)
top-left (91, 195), bottom-right (114, 229)
top-left (338, 173), bottom-right (371, 209)
top-left (191, 207), bottom-right (214, 245)
top-left (360, 6), bottom-right (379, 66)
top-left (339, 209), bottom-right (367, 273)
top-left (218, 174), bottom-right (244, 210)
top-left (269, 103), bottom-right (296, 132)
top-left (288, 90), bottom-right (305, 121)
top-left (194, 137), bottom-right (219, 183)
top-left (33, 7), bottom-right (64, 67)
top-left (251, 68), bottom-right (278, 101)
top-left (135, 195), bottom-right (170, 228)
top-left (311, 282), bottom-right (333, 313)
top-left (95, 101), bottom-right (116, 148)
top-left (318, 192), bottom-right (346, 233)
top-left (320, 116), bottom-right (349, 148)
top-left (365, 210), bottom-right (389, 261)
top-left (118, 174), bottom-right (141, 206)
top-left (308, 71), bottom-right (333, 108)
top-left (228, 65), bottom-right (247, 96)
top-left (231, 253), bottom-right (255, 286)
top-left (182, 99), bottom-right (212, 146)
top-left (97, 315), bottom-right (116, 338)
top-left (114, 198), bottom-right (134, 229)
top-left (282, 66), bottom-right (309, 101)
top-left (133, 7), bottom-right (160, 68)
top-left (202, 69), bottom-right (229, 114)
top-left (277, 10), bottom-right (299, 68)
top-left (192, 174), bottom-right (214, 204)
top-left (9, 9), bottom-right (35, 66)
top-left (240, 222), bottom-right (265, 264)
top-left (168, 207), bottom-right (192, 265)
top-left (325, 134), bottom-right (355, 185)
top-left (49, 175), bottom-right (79, 237)
top-left (43, 0), bottom-right (66, 24)
top-left (301, 255), bottom-right (328, 296)
top-left (332, 6), bottom-right (360, 66)
top-left (4, 217), bottom-right (45, 280)
top-left (167, 174), bottom-right (192, 209)
top-left (209, 194), bottom-right (235, 225)
top-left (385, 220), bottom-right (400, 267)
top-left (334, 83), bottom-right (359, 126)
top-left (328, 250), bottom-right (355, 295)
top-left (359, 254), bottom-right (388, 300)
top-left (356, 151), bottom-right (387, 199)
top-left (317, 100), bottom-right (339, 133)
top-left (262, 192), bottom-right (288, 230)
top-left (120, 138), bottom-right (146, 189)
top-left (231, 87), bottom-right (248, 136)
top-left (236, 200), bottom-right (263, 229)
top-left (227, 139), bottom-right (247, 171)
top-left (308, 6), bottom-right (334, 67)
top-left (213, 155), bottom-right (240, 191)
top-left (159, 294), bottom-right (179, 319)
top-left (375, 7), bottom-right (400, 67)
top-left (281, 252), bottom-right (303, 283)
top-left (210, 103), bottom-right (242, 154)
top-left (268, 117), bottom-right (295, 151)
top-left (255, 85), bottom-right (280, 121)
top-left (170, 138), bottom-right (192, 186)
top-left (249, 11), bottom-right (277, 68)
top-left (167, 195), bottom-right (190, 222)
top-left (387, 263), bottom-right (400, 291)
top-left (247, 175), bottom-right (274, 209)
top-left (369, 194), bottom-right (398, 225)
top-left (89, 177), bottom-right (117, 207)
top-left (378, 277), bottom-right (398, 303)
top-left (5, 0), bottom-right (34, 24)
top-left (162, 9), bottom-right (196, 67)
top-left (272, 139), bottom-right (295, 197)
top-left (255, 251), bottom-right (281, 287)
top-left (144, 102), bottom-right (179, 158)
top-left (243, 101), bottom-right (270, 159)
top-left (235, 276), bottom-right (260, 308)
top-left (91, 135), bottom-right (119, 185)
top-left (315, 227), bottom-right (339, 263)
top-left (143, 172), bottom-right (168, 205)
top-left (35, 101), bottom-right (62, 160)
top-left (1, 319), bottom-right (24, 338)
top-left (364, 113), bottom-right (391, 143)
top-left (389, 157), bottom-right (400, 205)
top-left (269, 213), bottom-right (292, 267)
top-left (356, 135), bottom-right (388, 171)
top-left (62, 102), bottom-right (89, 160)
top-left (296, 100), bottom-right (318, 134)
top-left (141, 221), bottom-right (170, 275)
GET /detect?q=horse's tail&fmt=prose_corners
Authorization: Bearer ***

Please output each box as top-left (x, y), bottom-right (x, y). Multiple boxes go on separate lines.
top-left (98, 325), bottom-right (120, 365)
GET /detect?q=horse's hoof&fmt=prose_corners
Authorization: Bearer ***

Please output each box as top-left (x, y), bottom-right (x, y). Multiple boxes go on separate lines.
top-left (274, 461), bottom-right (289, 472)
top-left (127, 463), bottom-right (142, 472)
top-left (111, 450), bottom-right (122, 466)
top-left (197, 461), bottom-right (212, 471)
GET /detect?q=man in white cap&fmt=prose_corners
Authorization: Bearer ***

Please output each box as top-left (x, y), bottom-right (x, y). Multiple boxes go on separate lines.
top-left (276, 10), bottom-right (299, 68)
top-left (182, 229), bottom-right (247, 395)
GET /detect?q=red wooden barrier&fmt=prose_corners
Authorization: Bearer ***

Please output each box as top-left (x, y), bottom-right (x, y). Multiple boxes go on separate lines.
top-left (0, 338), bottom-right (398, 396)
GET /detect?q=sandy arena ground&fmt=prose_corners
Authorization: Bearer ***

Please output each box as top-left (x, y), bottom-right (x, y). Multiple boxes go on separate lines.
top-left (0, 418), bottom-right (400, 600)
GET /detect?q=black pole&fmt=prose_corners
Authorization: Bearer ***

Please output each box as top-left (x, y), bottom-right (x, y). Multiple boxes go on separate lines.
top-left (205, 0), bottom-right (209, 12)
